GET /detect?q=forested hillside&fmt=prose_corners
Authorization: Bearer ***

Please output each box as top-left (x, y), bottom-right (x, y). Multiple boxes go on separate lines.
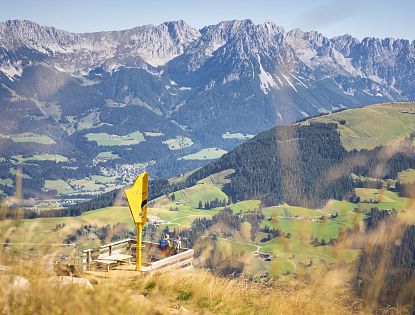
top-left (185, 123), bottom-right (349, 207)
top-left (185, 124), bottom-right (415, 207)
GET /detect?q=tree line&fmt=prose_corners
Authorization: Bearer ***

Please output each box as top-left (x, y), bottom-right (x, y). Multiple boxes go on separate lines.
top-left (197, 198), bottom-right (229, 210)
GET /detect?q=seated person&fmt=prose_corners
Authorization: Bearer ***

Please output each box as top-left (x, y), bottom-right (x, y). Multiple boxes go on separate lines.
top-left (159, 234), bottom-right (171, 255)
top-left (172, 236), bottom-right (182, 255)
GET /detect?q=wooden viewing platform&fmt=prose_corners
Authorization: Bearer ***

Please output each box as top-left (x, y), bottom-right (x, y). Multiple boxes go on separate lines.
top-left (80, 238), bottom-right (194, 274)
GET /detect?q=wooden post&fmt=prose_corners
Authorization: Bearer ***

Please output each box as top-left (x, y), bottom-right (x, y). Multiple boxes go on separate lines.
top-left (74, 244), bottom-right (78, 266)
top-left (87, 250), bottom-right (91, 270)
top-left (127, 239), bottom-right (132, 255)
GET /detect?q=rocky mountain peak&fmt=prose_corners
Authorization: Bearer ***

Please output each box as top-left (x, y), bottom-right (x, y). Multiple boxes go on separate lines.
top-left (0, 18), bottom-right (414, 135)
top-left (330, 34), bottom-right (360, 56)
top-left (159, 20), bottom-right (201, 43)
top-left (0, 19), bottom-right (79, 51)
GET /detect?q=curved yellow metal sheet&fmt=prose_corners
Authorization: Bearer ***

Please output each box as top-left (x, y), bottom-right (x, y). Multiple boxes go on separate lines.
top-left (124, 172), bottom-right (148, 224)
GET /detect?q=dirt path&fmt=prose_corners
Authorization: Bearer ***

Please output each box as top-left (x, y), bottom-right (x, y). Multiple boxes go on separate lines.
top-left (217, 237), bottom-right (261, 253)
top-left (216, 237), bottom-right (298, 271)
top-left (164, 214), bottom-right (209, 226)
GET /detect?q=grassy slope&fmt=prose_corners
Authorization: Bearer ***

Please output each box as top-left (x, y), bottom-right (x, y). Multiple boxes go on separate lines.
top-left (174, 183), bottom-right (228, 208)
top-left (304, 102), bottom-right (415, 150)
top-left (44, 179), bottom-right (74, 195)
top-left (256, 203), bottom-right (359, 275)
top-left (215, 187), bottom-right (412, 277)
top-left (44, 175), bottom-right (121, 196)
top-left (0, 207), bottom-right (132, 248)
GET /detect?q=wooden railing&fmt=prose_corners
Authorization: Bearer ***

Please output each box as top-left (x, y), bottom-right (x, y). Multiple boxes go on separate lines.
top-left (80, 238), bottom-right (193, 273)
top-left (140, 247), bottom-right (194, 273)
top-left (81, 238), bottom-right (134, 271)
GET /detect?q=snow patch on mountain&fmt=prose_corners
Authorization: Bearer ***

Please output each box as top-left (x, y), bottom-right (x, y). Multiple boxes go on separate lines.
top-left (205, 80), bottom-right (216, 90)
top-left (291, 74), bottom-right (309, 88)
top-left (258, 57), bottom-right (278, 94)
top-left (312, 105), bottom-right (330, 113)
top-left (207, 41), bottom-right (225, 57)
top-left (281, 74), bottom-right (297, 92)
top-left (223, 73), bottom-right (240, 85)
top-left (0, 62), bottom-right (23, 81)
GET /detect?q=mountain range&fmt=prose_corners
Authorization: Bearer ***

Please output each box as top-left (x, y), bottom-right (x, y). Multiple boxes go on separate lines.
top-left (0, 19), bottom-right (414, 200)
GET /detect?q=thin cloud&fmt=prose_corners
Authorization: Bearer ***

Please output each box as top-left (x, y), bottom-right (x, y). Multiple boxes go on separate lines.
top-left (298, 1), bottom-right (357, 31)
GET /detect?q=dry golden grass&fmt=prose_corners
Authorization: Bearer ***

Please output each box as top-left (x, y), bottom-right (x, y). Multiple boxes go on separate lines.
top-left (0, 255), bottom-right (361, 315)
top-left (140, 270), bottom-right (359, 315)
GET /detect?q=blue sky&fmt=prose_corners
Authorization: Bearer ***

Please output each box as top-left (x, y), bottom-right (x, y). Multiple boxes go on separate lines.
top-left (1, 0), bottom-right (414, 40)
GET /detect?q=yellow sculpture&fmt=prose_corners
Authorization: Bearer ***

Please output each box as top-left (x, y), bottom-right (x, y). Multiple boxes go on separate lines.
top-left (124, 172), bottom-right (148, 271)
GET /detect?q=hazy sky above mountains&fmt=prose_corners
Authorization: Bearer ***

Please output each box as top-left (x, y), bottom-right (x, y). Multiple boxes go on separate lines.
top-left (2, 0), bottom-right (414, 40)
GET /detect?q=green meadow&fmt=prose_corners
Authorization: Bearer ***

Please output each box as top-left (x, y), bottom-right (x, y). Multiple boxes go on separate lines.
top-left (0, 132), bottom-right (55, 144)
top-left (179, 148), bottom-right (227, 160)
top-left (0, 178), bottom-right (13, 187)
top-left (43, 175), bottom-right (121, 196)
top-left (85, 131), bottom-right (145, 146)
top-left (13, 154), bottom-right (69, 163)
top-left (222, 132), bottom-right (254, 140)
top-left (162, 136), bottom-right (193, 150)
top-left (144, 131), bottom-right (164, 137)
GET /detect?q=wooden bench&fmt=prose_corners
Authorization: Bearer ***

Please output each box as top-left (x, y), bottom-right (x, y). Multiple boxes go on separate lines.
top-left (103, 254), bottom-right (132, 265)
top-left (95, 253), bottom-right (133, 271)
top-left (94, 259), bottom-right (118, 272)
